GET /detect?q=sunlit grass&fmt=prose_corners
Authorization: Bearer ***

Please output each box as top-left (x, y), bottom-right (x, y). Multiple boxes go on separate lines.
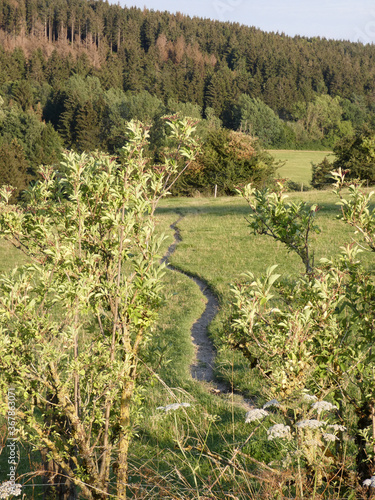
top-left (270, 149), bottom-right (334, 186)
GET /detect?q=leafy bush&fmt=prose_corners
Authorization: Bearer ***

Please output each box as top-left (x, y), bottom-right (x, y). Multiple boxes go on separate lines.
top-left (171, 128), bottom-right (278, 196)
top-left (332, 125), bottom-right (375, 184)
top-left (312, 126), bottom-right (375, 187)
top-left (234, 94), bottom-right (288, 148)
top-left (231, 174), bottom-right (375, 491)
top-left (0, 118), bottom-right (199, 499)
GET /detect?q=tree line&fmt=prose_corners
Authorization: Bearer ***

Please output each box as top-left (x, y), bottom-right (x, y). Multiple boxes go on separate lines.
top-left (1, 0), bottom-right (375, 116)
top-left (1, 0), bottom-right (375, 195)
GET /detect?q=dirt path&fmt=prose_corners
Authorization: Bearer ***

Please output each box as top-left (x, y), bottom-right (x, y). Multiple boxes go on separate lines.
top-left (161, 218), bottom-right (233, 394)
top-left (162, 217), bottom-right (256, 411)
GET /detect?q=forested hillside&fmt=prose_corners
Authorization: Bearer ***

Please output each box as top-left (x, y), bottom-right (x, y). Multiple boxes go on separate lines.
top-left (1, 0), bottom-right (375, 111)
top-left (1, 0), bottom-right (375, 194)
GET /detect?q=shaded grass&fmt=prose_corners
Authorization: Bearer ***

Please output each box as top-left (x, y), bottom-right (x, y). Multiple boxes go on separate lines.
top-left (0, 239), bottom-right (27, 272)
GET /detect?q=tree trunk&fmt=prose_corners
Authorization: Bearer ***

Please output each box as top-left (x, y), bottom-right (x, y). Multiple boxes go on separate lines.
top-left (43, 457), bottom-right (77, 500)
top-left (42, 395), bottom-right (77, 500)
top-left (116, 378), bottom-right (134, 500)
top-left (71, 19), bottom-right (74, 47)
top-left (48, 17), bottom-right (52, 42)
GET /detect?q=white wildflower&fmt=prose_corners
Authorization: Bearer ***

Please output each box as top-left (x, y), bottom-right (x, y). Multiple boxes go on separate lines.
top-left (328, 424), bottom-right (346, 432)
top-left (0, 481), bottom-right (22, 498)
top-left (157, 402), bottom-right (191, 412)
top-left (245, 408), bottom-right (269, 423)
top-left (363, 476), bottom-right (375, 487)
top-left (267, 424), bottom-right (291, 440)
top-left (311, 401), bottom-right (338, 413)
top-left (296, 419), bottom-right (325, 429)
top-left (323, 432), bottom-right (339, 442)
top-left (302, 393), bottom-right (318, 403)
top-left (263, 399), bottom-right (280, 409)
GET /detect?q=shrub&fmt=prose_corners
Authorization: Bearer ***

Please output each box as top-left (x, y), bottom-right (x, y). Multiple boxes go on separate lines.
top-left (332, 125), bottom-right (375, 184)
top-left (171, 128), bottom-right (278, 196)
top-left (0, 118), bottom-right (199, 499)
top-left (231, 174), bottom-right (375, 488)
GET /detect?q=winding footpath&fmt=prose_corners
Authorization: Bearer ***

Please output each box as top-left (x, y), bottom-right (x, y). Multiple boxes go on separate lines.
top-left (161, 217), bottom-right (231, 393)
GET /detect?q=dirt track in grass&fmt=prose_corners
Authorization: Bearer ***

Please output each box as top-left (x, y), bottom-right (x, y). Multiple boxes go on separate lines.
top-left (161, 218), bottom-right (239, 395)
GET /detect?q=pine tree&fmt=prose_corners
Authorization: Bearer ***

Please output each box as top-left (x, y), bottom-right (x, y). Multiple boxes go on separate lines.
top-left (74, 99), bottom-right (102, 152)
top-left (0, 139), bottom-right (30, 202)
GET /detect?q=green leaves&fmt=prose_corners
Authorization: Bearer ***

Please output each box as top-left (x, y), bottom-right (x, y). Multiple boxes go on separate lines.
top-left (333, 169), bottom-right (375, 251)
top-left (231, 176), bottom-right (375, 482)
top-left (240, 182), bottom-right (320, 273)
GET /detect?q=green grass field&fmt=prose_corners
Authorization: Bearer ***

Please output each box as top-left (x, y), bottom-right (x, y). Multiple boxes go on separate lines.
top-left (141, 186), bottom-right (369, 496)
top-left (270, 149), bottom-right (334, 186)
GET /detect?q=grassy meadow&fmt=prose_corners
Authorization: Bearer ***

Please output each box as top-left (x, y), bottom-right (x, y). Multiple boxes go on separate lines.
top-left (271, 149), bottom-right (334, 186)
top-left (1, 151), bottom-right (372, 498)
top-left (127, 182), bottom-right (369, 497)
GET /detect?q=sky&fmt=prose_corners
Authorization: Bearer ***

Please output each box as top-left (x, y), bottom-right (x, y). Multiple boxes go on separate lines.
top-left (118, 0), bottom-right (375, 44)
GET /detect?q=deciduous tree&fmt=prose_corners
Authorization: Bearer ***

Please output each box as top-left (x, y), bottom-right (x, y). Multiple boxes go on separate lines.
top-left (230, 174), bottom-right (375, 486)
top-left (0, 117), bottom-right (199, 499)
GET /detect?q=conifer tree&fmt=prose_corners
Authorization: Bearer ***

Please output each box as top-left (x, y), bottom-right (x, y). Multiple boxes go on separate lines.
top-left (0, 139), bottom-right (30, 202)
top-left (74, 99), bottom-right (103, 152)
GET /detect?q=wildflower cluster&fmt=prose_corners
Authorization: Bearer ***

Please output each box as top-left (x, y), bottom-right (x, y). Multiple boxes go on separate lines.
top-left (245, 398), bottom-right (344, 447)
top-left (311, 401), bottom-right (338, 414)
top-left (157, 402), bottom-right (191, 412)
top-left (302, 394), bottom-right (318, 403)
top-left (263, 399), bottom-right (280, 409)
top-left (245, 408), bottom-right (268, 423)
top-left (267, 424), bottom-right (291, 441)
top-left (328, 424), bottom-right (346, 432)
top-left (363, 476), bottom-right (375, 487)
top-left (322, 432), bottom-right (338, 442)
top-left (0, 481), bottom-right (22, 499)
top-left (296, 419), bottom-right (325, 429)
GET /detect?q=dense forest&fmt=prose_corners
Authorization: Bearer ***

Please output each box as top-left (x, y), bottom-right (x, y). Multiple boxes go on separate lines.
top-left (1, 0), bottom-right (375, 194)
